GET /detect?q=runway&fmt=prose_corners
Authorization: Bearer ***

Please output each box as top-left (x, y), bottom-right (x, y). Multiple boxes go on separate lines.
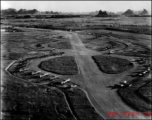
top-left (66, 32), bottom-right (148, 119)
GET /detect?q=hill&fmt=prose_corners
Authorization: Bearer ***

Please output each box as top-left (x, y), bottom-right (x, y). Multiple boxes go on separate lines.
top-left (123, 9), bottom-right (134, 16)
top-left (139, 9), bottom-right (149, 15)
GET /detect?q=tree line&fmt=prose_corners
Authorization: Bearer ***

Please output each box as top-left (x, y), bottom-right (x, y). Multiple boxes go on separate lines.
top-left (1, 8), bottom-right (38, 15)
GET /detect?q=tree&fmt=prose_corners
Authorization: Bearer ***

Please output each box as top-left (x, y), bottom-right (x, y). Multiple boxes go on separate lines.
top-left (2, 8), bottom-right (17, 15)
top-left (18, 9), bottom-right (27, 14)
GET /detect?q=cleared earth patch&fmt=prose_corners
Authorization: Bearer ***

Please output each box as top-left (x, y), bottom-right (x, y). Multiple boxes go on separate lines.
top-left (92, 55), bottom-right (134, 74)
top-left (39, 56), bottom-right (78, 75)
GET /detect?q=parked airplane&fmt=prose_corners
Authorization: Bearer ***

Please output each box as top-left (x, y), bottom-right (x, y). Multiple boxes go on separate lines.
top-left (143, 71), bottom-right (148, 74)
top-left (109, 50), bottom-right (115, 54)
top-left (147, 68), bottom-right (151, 71)
top-left (61, 78), bottom-right (70, 84)
top-left (40, 73), bottom-right (49, 78)
top-left (71, 84), bottom-right (77, 88)
top-left (32, 70), bottom-right (41, 75)
top-left (19, 68), bottom-right (29, 72)
top-left (120, 81), bottom-right (132, 87)
top-left (50, 75), bottom-right (59, 80)
top-left (120, 80), bottom-right (127, 84)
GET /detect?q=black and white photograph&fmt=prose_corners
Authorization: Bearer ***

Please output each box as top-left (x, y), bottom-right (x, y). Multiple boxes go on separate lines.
top-left (1, 1), bottom-right (151, 120)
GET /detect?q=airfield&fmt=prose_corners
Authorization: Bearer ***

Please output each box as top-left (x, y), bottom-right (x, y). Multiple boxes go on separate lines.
top-left (1, 17), bottom-right (151, 119)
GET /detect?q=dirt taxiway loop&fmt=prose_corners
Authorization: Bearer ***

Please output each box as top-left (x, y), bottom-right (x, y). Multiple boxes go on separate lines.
top-left (63, 31), bottom-right (148, 119)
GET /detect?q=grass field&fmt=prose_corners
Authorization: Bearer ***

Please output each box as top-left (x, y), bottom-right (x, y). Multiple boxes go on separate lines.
top-left (39, 56), bottom-right (78, 75)
top-left (92, 55), bottom-right (134, 74)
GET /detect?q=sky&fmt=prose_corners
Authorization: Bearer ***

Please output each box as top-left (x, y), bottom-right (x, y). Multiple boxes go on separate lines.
top-left (1, 1), bottom-right (151, 13)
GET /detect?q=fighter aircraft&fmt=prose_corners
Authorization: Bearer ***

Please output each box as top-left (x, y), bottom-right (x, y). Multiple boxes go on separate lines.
top-left (19, 68), bottom-right (29, 72)
top-left (119, 81), bottom-right (132, 87)
top-left (109, 50), bottom-right (115, 54)
top-left (32, 70), bottom-right (41, 75)
top-left (40, 73), bottom-right (49, 78)
top-left (61, 78), bottom-right (70, 84)
top-left (71, 84), bottom-right (77, 88)
top-left (50, 75), bottom-right (59, 80)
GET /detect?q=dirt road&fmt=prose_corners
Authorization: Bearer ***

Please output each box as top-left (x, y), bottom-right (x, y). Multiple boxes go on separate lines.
top-left (66, 32), bottom-right (148, 119)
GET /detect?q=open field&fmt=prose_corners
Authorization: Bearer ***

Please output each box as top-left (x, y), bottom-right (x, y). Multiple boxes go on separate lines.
top-left (48, 41), bottom-right (72, 49)
top-left (92, 55), bottom-right (134, 74)
top-left (1, 17), bottom-right (151, 34)
top-left (1, 16), bottom-right (151, 120)
top-left (39, 56), bottom-right (78, 75)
